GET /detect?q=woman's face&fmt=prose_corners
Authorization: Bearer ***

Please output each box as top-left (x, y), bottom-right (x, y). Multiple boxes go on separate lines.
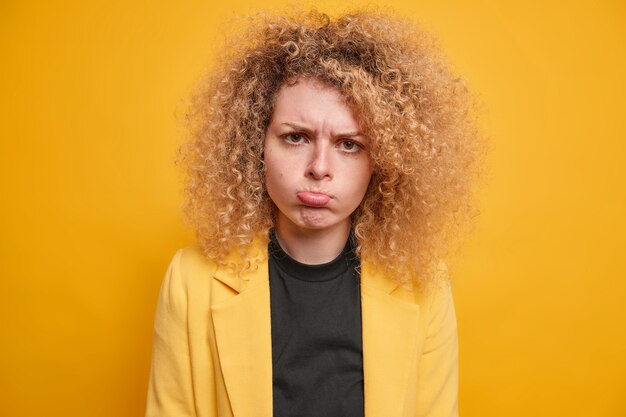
top-left (263, 78), bottom-right (373, 236)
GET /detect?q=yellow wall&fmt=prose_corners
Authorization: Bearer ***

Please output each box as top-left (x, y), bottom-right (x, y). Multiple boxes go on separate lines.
top-left (1, 1), bottom-right (624, 416)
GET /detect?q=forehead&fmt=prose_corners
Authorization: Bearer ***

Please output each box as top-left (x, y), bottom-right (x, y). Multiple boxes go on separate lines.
top-left (270, 79), bottom-right (361, 131)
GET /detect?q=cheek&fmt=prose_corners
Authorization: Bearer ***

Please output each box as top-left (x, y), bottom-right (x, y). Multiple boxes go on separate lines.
top-left (354, 163), bottom-right (374, 194)
top-left (264, 156), bottom-right (289, 200)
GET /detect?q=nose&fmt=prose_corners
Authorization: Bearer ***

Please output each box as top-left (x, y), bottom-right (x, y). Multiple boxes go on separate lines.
top-left (307, 143), bottom-right (333, 180)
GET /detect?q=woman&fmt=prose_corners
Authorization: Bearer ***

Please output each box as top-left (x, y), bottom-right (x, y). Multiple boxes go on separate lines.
top-left (146, 9), bottom-right (481, 417)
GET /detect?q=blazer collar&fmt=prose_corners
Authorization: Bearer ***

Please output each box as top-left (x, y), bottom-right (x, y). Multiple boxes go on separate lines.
top-left (210, 238), bottom-right (420, 417)
top-left (212, 238), bottom-right (399, 294)
top-left (212, 238), bottom-right (269, 293)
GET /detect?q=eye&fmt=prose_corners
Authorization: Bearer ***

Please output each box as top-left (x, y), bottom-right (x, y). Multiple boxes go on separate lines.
top-left (339, 140), bottom-right (362, 153)
top-left (283, 133), bottom-right (306, 145)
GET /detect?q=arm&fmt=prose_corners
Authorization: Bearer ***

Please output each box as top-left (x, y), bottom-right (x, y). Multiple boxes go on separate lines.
top-left (145, 250), bottom-right (197, 417)
top-left (415, 266), bottom-right (459, 417)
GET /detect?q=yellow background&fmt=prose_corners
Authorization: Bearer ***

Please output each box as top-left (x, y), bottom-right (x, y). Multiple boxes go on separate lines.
top-left (1, 0), bottom-right (624, 416)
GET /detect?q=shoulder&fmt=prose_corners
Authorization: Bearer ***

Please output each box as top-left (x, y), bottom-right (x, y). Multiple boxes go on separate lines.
top-left (161, 245), bottom-right (219, 297)
top-left (177, 245), bottom-right (219, 276)
top-left (412, 260), bottom-right (455, 320)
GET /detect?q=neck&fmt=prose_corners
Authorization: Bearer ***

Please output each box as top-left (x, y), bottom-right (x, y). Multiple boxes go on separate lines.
top-left (274, 216), bottom-right (351, 265)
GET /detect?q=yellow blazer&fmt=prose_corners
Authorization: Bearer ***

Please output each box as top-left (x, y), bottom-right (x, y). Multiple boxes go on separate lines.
top-left (145, 242), bottom-right (458, 417)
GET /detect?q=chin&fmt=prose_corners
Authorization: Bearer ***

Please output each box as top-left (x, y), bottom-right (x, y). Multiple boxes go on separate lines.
top-left (294, 213), bottom-right (348, 232)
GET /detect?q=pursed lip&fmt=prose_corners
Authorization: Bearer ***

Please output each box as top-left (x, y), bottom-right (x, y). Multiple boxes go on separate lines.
top-left (297, 191), bottom-right (332, 207)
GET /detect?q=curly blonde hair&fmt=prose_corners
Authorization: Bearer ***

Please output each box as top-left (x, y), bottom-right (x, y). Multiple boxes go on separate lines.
top-left (181, 9), bottom-right (483, 286)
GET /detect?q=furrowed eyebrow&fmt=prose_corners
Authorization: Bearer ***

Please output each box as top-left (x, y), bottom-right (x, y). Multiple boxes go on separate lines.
top-left (281, 122), bottom-right (365, 138)
top-left (281, 122), bottom-right (313, 133)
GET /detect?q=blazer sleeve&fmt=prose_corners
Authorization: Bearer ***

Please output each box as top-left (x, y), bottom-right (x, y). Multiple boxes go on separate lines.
top-left (415, 265), bottom-right (459, 417)
top-left (145, 249), bottom-right (197, 417)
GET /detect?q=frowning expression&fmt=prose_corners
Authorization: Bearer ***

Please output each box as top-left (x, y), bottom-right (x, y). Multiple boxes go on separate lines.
top-left (263, 78), bottom-right (373, 235)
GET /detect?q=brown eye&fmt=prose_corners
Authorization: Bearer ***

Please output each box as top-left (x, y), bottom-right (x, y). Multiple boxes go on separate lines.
top-left (284, 133), bottom-right (305, 144)
top-left (340, 140), bottom-right (361, 153)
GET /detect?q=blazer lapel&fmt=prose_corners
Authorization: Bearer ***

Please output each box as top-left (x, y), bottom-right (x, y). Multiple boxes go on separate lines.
top-left (210, 243), bottom-right (273, 417)
top-left (361, 260), bottom-right (421, 417)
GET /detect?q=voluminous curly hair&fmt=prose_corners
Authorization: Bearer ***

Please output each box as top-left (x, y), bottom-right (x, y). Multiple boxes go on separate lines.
top-left (182, 8), bottom-right (483, 286)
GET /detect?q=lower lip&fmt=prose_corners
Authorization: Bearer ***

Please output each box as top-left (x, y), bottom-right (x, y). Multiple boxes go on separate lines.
top-left (297, 192), bottom-right (331, 207)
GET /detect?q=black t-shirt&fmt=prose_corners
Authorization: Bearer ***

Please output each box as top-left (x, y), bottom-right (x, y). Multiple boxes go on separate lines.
top-left (268, 232), bottom-right (364, 417)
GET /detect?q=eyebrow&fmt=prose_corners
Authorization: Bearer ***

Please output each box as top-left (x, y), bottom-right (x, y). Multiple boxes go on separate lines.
top-left (281, 122), bottom-right (365, 138)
